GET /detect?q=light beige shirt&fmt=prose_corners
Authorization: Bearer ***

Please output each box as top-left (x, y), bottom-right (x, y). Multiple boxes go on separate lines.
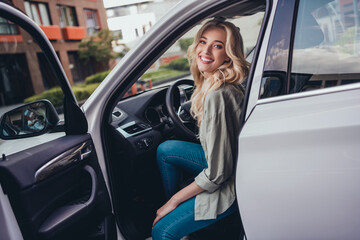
top-left (194, 83), bottom-right (244, 220)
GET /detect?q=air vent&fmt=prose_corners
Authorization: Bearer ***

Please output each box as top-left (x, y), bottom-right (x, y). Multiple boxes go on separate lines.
top-left (123, 123), bottom-right (145, 134)
top-left (117, 121), bottom-right (152, 138)
top-left (112, 111), bottom-right (122, 117)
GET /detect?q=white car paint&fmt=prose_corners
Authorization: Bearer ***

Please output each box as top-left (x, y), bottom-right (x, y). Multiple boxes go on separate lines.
top-left (237, 85), bottom-right (360, 239)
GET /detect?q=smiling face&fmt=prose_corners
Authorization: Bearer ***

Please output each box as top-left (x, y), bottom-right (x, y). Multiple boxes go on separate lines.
top-left (195, 27), bottom-right (229, 76)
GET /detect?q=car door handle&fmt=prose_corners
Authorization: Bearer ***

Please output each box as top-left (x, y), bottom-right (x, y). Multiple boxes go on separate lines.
top-left (80, 147), bottom-right (92, 160)
top-left (34, 140), bottom-right (92, 182)
top-left (38, 165), bottom-right (98, 239)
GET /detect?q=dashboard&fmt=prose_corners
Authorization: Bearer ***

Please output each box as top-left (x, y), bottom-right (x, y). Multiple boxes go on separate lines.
top-left (108, 84), bottom-right (192, 156)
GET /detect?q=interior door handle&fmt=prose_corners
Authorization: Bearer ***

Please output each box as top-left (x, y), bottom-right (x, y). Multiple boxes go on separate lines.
top-left (34, 140), bottom-right (92, 182)
top-left (80, 147), bottom-right (92, 160)
top-left (38, 165), bottom-right (98, 239)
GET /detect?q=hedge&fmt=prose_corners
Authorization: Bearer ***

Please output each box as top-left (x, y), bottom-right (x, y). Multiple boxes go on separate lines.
top-left (24, 57), bottom-right (189, 107)
top-left (24, 83), bottom-right (100, 107)
top-left (161, 57), bottom-right (190, 71)
top-left (85, 70), bottom-right (111, 84)
top-left (141, 69), bottom-right (188, 83)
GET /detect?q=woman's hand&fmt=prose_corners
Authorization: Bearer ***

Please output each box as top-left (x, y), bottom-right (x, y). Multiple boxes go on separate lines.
top-left (152, 198), bottom-right (178, 227)
top-left (152, 181), bottom-right (204, 227)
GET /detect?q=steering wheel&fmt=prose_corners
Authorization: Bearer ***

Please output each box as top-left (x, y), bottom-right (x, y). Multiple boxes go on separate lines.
top-left (165, 79), bottom-right (198, 141)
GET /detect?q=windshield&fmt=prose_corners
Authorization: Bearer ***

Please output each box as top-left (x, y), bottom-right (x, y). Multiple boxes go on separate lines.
top-left (125, 12), bottom-right (264, 97)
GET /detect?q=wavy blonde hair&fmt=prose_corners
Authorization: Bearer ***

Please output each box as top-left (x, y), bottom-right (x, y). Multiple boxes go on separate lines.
top-left (188, 19), bottom-right (250, 126)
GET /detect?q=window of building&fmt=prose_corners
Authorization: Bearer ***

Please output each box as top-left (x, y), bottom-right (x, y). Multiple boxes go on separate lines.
top-left (57, 5), bottom-right (78, 27)
top-left (0, 17), bottom-right (19, 34)
top-left (24, 1), bottom-right (51, 26)
top-left (135, 28), bottom-right (139, 37)
top-left (68, 51), bottom-right (91, 83)
top-left (106, 9), bottom-right (114, 18)
top-left (106, 5), bottom-right (138, 18)
top-left (142, 25), bottom-right (146, 34)
top-left (84, 9), bottom-right (100, 36)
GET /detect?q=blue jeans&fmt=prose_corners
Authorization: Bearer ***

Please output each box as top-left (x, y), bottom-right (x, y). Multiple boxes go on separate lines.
top-left (153, 140), bottom-right (237, 240)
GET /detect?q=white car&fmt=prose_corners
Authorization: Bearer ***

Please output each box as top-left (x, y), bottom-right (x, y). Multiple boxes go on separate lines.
top-left (0, 0), bottom-right (359, 239)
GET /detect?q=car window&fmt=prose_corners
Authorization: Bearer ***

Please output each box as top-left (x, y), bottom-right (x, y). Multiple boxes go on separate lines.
top-left (124, 12), bottom-right (264, 97)
top-left (290, 0), bottom-right (360, 93)
top-left (0, 16), bottom-right (65, 155)
top-left (260, 0), bottom-right (360, 99)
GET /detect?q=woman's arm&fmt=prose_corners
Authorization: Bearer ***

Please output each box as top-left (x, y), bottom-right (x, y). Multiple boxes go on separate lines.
top-left (152, 181), bottom-right (204, 227)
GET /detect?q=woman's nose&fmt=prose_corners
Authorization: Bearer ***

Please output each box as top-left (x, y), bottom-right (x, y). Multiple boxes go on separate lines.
top-left (202, 44), bottom-right (212, 54)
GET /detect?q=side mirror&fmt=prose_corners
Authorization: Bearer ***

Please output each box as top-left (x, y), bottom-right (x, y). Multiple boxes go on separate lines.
top-left (0, 100), bottom-right (60, 140)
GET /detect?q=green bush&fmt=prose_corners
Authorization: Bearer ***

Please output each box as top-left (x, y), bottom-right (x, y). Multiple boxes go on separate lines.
top-left (24, 87), bottom-right (64, 107)
top-left (161, 57), bottom-right (190, 71)
top-left (24, 83), bottom-right (101, 107)
top-left (85, 70), bottom-right (111, 84)
top-left (178, 38), bottom-right (194, 53)
top-left (73, 83), bottom-right (100, 102)
top-left (24, 69), bottom-right (109, 107)
top-left (142, 69), bottom-right (188, 83)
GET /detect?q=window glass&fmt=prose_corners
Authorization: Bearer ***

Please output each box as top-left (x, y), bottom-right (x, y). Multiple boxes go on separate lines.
top-left (24, 1), bottom-right (51, 26)
top-left (84, 9), bottom-right (100, 36)
top-left (0, 17), bottom-right (65, 155)
top-left (259, 0), bottom-right (296, 99)
top-left (30, 4), bottom-right (41, 25)
top-left (39, 3), bottom-right (51, 25)
top-left (57, 5), bottom-right (78, 27)
top-left (290, 0), bottom-right (360, 93)
top-left (123, 13), bottom-right (264, 98)
top-left (0, 17), bottom-right (19, 34)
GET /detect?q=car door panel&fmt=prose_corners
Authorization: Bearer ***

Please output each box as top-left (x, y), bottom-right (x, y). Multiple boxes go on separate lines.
top-left (0, 134), bottom-right (114, 240)
top-left (236, 87), bottom-right (360, 239)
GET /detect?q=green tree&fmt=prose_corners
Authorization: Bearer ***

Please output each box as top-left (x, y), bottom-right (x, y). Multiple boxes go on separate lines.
top-left (178, 38), bottom-right (194, 53)
top-left (79, 29), bottom-right (128, 72)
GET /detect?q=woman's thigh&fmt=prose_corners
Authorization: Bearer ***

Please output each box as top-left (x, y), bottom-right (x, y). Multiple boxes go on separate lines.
top-left (156, 140), bottom-right (207, 175)
top-left (152, 197), bottom-right (237, 240)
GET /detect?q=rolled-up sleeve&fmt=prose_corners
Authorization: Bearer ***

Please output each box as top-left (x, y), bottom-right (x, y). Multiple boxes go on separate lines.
top-left (194, 90), bottom-right (236, 193)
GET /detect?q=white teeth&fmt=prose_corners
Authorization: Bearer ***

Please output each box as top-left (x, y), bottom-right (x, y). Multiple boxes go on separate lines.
top-left (201, 57), bottom-right (213, 62)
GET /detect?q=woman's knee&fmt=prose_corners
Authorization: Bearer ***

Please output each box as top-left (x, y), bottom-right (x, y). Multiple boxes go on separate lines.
top-left (152, 221), bottom-right (171, 240)
top-left (156, 140), bottom-right (179, 164)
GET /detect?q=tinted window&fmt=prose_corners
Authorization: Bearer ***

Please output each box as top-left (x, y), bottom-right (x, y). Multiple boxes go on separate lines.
top-left (290, 0), bottom-right (360, 93)
top-left (260, 0), bottom-right (296, 99)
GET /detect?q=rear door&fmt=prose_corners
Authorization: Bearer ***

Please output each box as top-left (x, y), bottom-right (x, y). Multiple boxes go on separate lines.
top-left (0, 3), bottom-right (116, 240)
top-left (237, 0), bottom-right (360, 239)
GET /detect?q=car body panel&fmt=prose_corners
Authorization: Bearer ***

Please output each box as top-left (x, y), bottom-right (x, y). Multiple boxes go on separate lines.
top-left (237, 84), bottom-right (360, 239)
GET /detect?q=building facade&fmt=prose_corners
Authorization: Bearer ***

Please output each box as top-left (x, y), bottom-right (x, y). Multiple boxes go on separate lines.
top-left (105, 0), bottom-right (180, 48)
top-left (0, 0), bottom-right (107, 106)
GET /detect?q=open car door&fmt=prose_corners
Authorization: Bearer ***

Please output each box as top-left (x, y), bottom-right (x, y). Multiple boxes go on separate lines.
top-left (236, 0), bottom-right (360, 239)
top-left (0, 3), bottom-right (116, 240)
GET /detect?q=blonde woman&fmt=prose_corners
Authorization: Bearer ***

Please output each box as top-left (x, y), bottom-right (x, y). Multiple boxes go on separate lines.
top-left (152, 19), bottom-right (249, 239)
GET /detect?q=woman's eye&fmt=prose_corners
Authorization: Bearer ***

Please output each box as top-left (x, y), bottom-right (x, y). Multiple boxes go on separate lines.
top-left (199, 40), bottom-right (206, 44)
top-left (214, 44), bottom-right (223, 49)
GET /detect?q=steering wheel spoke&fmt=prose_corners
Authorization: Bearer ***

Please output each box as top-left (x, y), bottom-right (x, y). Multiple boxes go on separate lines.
top-left (166, 79), bottom-right (197, 140)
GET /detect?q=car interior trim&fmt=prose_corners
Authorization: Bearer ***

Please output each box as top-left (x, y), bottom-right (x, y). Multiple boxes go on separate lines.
top-left (34, 140), bottom-right (92, 182)
top-left (116, 121), bottom-right (152, 138)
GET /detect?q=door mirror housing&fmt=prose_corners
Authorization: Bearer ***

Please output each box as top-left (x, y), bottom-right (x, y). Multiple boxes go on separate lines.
top-left (0, 100), bottom-right (60, 139)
